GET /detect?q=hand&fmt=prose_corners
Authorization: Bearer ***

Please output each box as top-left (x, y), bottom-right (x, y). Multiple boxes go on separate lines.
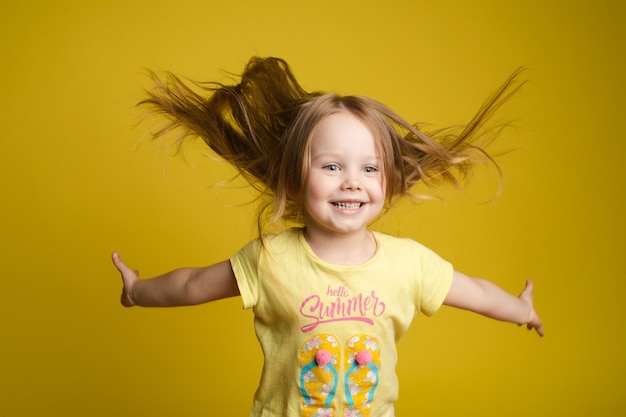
top-left (112, 252), bottom-right (139, 307)
top-left (518, 280), bottom-right (544, 337)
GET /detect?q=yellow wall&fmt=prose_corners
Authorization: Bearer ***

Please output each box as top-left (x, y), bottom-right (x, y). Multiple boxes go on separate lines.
top-left (1, 0), bottom-right (624, 415)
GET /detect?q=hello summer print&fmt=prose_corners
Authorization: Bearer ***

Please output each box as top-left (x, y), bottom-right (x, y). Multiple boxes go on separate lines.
top-left (300, 285), bottom-right (386, 333)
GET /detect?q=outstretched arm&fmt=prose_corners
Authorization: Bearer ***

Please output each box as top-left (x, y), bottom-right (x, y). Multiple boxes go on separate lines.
top-left (112, 252), bottom-right (240, 307)
top-left (443, 271), bottom-right (544, 337)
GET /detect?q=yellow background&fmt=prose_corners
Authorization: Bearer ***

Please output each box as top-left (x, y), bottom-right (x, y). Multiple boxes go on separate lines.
top-left (1, 0), bottom-right (624, 415)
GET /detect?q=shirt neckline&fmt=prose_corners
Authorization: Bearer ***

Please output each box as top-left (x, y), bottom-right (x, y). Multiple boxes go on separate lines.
top-left (295, 228), bottom-right (382, 269)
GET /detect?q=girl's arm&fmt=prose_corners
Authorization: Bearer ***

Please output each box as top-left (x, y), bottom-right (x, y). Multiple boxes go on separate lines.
top-left (112, 252), bottom-right (240, 307)
top-left (443, 271), bottom-right (544, 337)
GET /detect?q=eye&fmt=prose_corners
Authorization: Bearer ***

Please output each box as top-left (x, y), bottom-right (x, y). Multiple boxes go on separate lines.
top-left (323, 164), bottom-right (340, 172)
top-left (362, 166), bottom-right (378, 173)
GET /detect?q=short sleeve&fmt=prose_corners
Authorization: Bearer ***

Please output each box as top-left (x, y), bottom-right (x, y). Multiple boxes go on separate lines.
top-left (230, 238), bottom-right (262, 309)
top-left (415, 243), bottom-right (454, 317)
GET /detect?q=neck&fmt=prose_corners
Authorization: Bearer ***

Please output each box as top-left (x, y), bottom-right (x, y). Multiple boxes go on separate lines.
top-left (303, 227), bottom-right (377, 266)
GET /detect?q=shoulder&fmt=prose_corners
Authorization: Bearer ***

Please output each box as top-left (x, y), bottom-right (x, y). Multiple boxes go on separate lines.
top-left (259, 227), bottom-right (302, 251)
top-left (234, 228), bottom-right (303, 259)
top-left (373, 231), bottom-right (429, 251)
top-left (373, 231), bottom-right (449, 264)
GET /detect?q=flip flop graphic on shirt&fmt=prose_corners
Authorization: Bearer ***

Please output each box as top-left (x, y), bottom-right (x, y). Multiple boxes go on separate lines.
top-left (300, 334), bottom-right (340, 417)
top-left (343, 334), bottom-right (380, 417)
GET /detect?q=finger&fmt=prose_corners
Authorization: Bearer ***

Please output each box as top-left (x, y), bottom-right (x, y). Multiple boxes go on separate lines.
top-left (525, 279), bottom-right (534, 291)
top-left (530, 323), bottom-right (545, 337)
top-left (112, 252), bottom-right (123, 268)
top-left (527, 320), bottom-right (544, 337)
top-left (112, 252), bottom-right (132, 274)
top-left (121, 290), bottom-right (135, 307)
top-left (520, 279), bottom-right (534, 297)
top-left (112, 253), bottom-right (141, 288)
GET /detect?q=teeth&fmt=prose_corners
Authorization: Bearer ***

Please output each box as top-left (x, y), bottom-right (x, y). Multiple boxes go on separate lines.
top-left (333, 202), bottom-right (362, 210)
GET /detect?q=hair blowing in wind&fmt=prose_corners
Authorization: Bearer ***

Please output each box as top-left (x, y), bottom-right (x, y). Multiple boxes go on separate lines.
top-left (139, 57), bottom-right (524, 228)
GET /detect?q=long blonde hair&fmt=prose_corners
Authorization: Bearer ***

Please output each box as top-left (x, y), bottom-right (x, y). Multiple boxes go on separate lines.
top-left (140, 57), bottom-right (523, 231)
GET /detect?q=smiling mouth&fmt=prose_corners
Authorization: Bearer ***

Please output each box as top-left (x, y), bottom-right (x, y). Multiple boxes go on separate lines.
top-left (332, 202), bottom-right (363, 210)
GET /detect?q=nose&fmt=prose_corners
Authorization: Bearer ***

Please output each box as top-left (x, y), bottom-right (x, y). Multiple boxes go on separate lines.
top-left (341, 170), bottom-right (361, 190)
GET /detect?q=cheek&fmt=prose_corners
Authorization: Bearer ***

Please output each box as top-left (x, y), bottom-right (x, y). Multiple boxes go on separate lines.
top-left (302, 177), bottom-right (320, 205)
top-left (304, 177), bottom-right (328, 202)
top-left (375, 176), bottom-right (387, 198)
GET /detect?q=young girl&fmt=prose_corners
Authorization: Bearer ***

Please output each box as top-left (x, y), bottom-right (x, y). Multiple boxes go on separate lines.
top-left (113, 57), bottom-right (543, 417)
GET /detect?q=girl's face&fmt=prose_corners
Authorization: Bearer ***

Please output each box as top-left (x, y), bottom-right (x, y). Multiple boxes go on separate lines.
top-left (303, 112), bottom-right (386, 237)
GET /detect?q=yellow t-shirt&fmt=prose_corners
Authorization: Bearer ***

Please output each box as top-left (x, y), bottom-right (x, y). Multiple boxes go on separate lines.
top-left (231, 228), bottom-right (453, 417)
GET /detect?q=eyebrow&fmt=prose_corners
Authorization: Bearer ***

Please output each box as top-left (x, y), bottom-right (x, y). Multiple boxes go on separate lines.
top-left (310, 151), bottom-right (341, 161)
top-left (310, 155), bottom-right (380, 167)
